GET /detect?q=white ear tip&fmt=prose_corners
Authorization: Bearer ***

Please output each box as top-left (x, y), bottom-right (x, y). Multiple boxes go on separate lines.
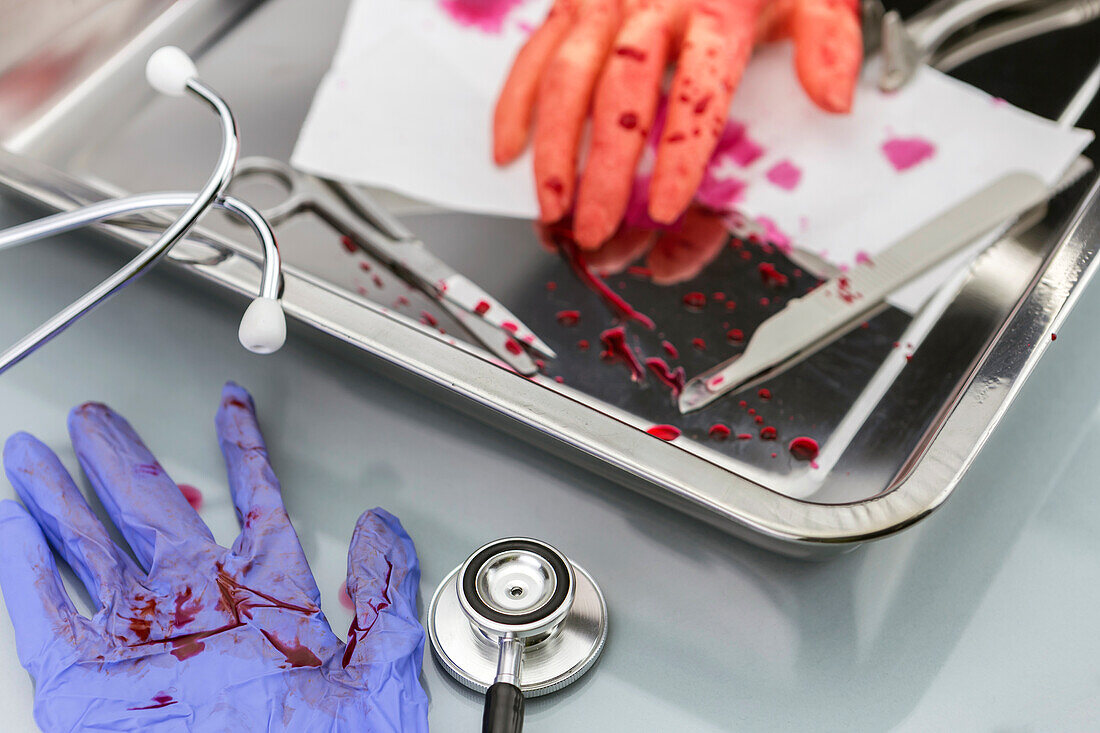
top-left (146, 46), bottom-right (197, 96)
top-left (239, 298), bottom-right (286, 354)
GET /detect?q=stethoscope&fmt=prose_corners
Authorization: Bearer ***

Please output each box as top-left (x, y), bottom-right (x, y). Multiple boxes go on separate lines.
top-left (0, 46), bottom-right (286, 373)
top-left (428, 538), bottom-right (608, 733)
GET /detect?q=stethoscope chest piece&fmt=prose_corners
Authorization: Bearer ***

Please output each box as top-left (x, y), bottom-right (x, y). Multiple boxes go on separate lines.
top-left (428, 538), bottom-right (607, 698)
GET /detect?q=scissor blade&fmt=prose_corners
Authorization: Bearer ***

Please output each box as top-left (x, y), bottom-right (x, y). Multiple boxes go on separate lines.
top-left (440, 300), bottom-right (539, 375)
top-left (439, 274), bottom-right (558, 360)
top-left (679, 171), bottom-right (1050, 413)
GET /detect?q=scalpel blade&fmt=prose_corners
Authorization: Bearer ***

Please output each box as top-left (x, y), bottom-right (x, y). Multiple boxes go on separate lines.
top-left (679, 171), bottom-right (1049, 413)
top-left (438, 274), bottom-right (558, 360)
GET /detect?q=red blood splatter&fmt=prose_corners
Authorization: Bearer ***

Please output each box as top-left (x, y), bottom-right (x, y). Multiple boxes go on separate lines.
top-left (727, 329), bottom-right (744, 343)
top-left (440, 0), bottom-right (523, 34)
top-left (760, 426), bottom-right (778, 440)
top-left (771, 452), bottom-right (778, 458)
top-left (1051, 333), bottom-right (1057, 341)
top-left (474, 300), bottom-right (491, 315)
top-left (505, 339), bottom-right (523, 355)
top-left (372, 275), bottom-right (385, 289)
top-left (765, 160), bottom-right (802, 190)
top-left (420, 311), bottom-right (438, 327)
top-left (177, 484), bottom-right (203, 511)
top-left (645, 358), bottom-right (686, 396)
top-left (339, 236), bottom-right (356, 253)
top-left (545, 177), bottom-right (564, 194)
top-left (837, 277), bottom-right (861, 304)
top-left (738, 400), bottom-right (748, 408)
top-left (556, 310), bottom-right (581, 326)
top-left (737, 433), bottom-right (753, 440)
top-left (711, 292), bottom-right (726, 301)
top-left (342, 561), bottom-right (394, 667)
top-left (758, 388), bottom-right (772, 400)
top-left (173, 587), bottom-right (202, 628)
top-left (759, 297), bottom-right (771, 307)
top-left (646, 424), bottom-right (681, 441)
top-left (754, 415), bottom-right (764, 424)
top-left (619, 112), bottom-right (638, 130)
top-left (615, 46), bottom-right (647, 61)
top-left (748, 408), bottom-right (756, 416)
top-left (135, 463), bottom-right (162, 476)
top-left (693, 94), bottom-right (713, 114)
top-left (128, 693), bottom-right (177, 710)
top-left (683, 292), bottom-right (707, 309)
top-left (577, 339), bottom-right (590, 351)
top-left (502, 321), bottom-right (519, 333)
top-left (260, 629), bottom-right (322, 668)
top-left (860, 321), bottom-right (870, 329)
top-left (600, 327), bottom-right (646, 381)
top-left (661, 340), bottom-right (679, 359)
top-left (708, 424), bottom-right (731, 439)
top-left (882, 136), bottom-right (936, 171)
top-left (554, 376), bottom-right (565, 383)
top-left (855, 251), bottom-right (873, 266)
top-left (692, 337), bottom-right (706, 350)
top-left (758, 263), bottom-right (789, 287)
top-left (712, 120), bottom-right (764, 167)
top-left (546, 281), bottom-right (557, 291)
top-left (627, 266), bottom-right (652, 278)
top-left (558, 239), bottom-right (655, 329)
top-left (725, 301), bottom-right (737, 311)
top-left (359, 261), bottom-right (372, 272)
top-left (789, 436), bottom-right (820, 461)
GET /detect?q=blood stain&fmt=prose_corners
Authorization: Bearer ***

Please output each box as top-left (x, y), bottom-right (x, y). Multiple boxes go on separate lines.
top-left (474, 300), bottom-right (491, 315)
top-left (577, 339), bottom-right (590, 351)
top-left (645, 358), bottom-right (686, 396)
top-left (737, 433), bottom-right (753, 440)
top-left (708, 424), bottom-right (731, 439)
top-left (556, 310), bottom-right (581, 326)
top-left (683, 292), bottom-right (707, 309)
top-left (882, 136), bottom-right (936, 171)
top-left (600, 327), bottom-right (646, 382)
top-left (177, 484), bottom-right (203, 511)
top-left (1051, 333), bottom-right (1057, 341)
top-left (758, 388), bottom-right (772, 400)
top-left (546, 281), bottom-right (557, 291)
top-left (439, 0), bottom-right (523, 34)
top-left (420, 311), bottom-right (438, 327)
top-left (760, 426), bottom-right (778, 440)
top-left (627, 266), bottom-right (652, 278)
top-left (789, 437), bottom-right (820, 462)
top-left (339, 581), bottom-right (355, 611)
top-left (505, 339), bottom-right (523, 355)
top-left (765, 160), bottom-right (802, 190)
top-left (646, 424), bottom-right (681, 441)
top-left (662, 341), bottom-right (679, 359)
top-left (758, 263), bottom-right (789, 287)
top-left (128, 693), bottom-right (177, 710)
top-left (339, 235), bottom-right (356, 254)
top-left (692, 337), bottom-right (706, 350)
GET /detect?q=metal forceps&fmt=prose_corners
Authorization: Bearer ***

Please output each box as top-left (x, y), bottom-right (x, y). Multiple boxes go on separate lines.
top-left (232, 158), bottom-right (555, 375)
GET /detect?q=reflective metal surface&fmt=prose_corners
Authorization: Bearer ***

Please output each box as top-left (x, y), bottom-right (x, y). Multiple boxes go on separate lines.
top-left (0, 0), bottom-right (1097, 556)
top-left (428, 563), bottom-right (608, 697)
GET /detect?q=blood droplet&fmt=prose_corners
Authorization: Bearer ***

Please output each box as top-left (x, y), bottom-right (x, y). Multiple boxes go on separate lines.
top-left (505, 339), bottom-right (523, 355)
top-left (708, 424), bottom-right (731, 439)
top-left (789, 436), bottom-right (819, 461)
top-left (683, 292), bottom-right (707, 309)
top-left (760, 426), bottom-right (778, 440)
top-left (577, 339), bottom-right (590, 351)
top-left (339, 235), bottom-right (356, 254)
top-left (600, 327), bottom-right (646, 382)
top-left (692, 337), bottom-right (706, 351)
top-left (758, 263), bottom-right (789, 287)
top-left (727, 329), bottom-right (744, 343)
top-left (474, 300), bottom-right (491, 315)
top-left (758, 388), bottom-right (771, 400)
top-left (556, 310), bottom-right (581, 326)
top-left (646, 424), bottom-right (681, 441)
top-left (661, 341), bottom-right (679, 359)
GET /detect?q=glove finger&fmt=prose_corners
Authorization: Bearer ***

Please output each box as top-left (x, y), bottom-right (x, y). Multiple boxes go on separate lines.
top-left (791, 0), bottom-right (862, 113)
top-left (650, 0), bottom-right (760, 224)
top-left (756, 0), bottom-right (795, 42)
top-left (494, 0), bottom-right (579, 165)
top-left (68, 402), bottom-right (215, 574)
top-left (215, 382), bottom-right (320, 603)
top-left (533, 0), bottom-right (621, 223)
top-left (341, 509), bottom-right (424, 671)
top-left (574, 2), bottom-right (677, 249)
top-left (4, 433), bottom-right (138, 609)
top-left (646, 206), bottom-right (729, 284)
top-left (0, 500), bottom-right (86, 675)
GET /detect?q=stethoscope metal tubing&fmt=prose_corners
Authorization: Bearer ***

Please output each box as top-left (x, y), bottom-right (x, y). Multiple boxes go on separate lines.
top-left (0, 192), bottom-right (282, 300)
top-left (0, 77), bottom-right (238, 375)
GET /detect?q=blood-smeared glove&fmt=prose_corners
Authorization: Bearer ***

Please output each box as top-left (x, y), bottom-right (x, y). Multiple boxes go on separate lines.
top-left (494, 0), bottom-right (862, 247)
top-left (0, 382), bottom-right (428, 732)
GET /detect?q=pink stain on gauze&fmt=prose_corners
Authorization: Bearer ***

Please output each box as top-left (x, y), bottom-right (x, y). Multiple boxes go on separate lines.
top-left (712, 120), bottom-right (764, 167)
top-left (439, 0), bottom-right (522, 34)
top-left (882, 136), bottom-right (936, 172)
top-left (765, 160), bottom-right (802, 191)
top-left (177, 484), bottom-right (203, 511)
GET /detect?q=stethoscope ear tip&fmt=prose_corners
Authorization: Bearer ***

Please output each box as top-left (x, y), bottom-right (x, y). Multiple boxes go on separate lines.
top-left (238, 297), bottom-right (286, 354)
top-left (146, 46), bottom-right (197, 97)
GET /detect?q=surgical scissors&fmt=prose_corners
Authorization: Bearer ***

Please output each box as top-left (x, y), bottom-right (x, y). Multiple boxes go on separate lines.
top-left (231, 157), bottom-right (555, 374)
top-left (0, 47), bottom-right (286, 374)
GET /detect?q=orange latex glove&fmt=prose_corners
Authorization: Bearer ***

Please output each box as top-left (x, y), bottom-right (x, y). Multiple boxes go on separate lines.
top-left (494, 0), bottom-right (862, 249)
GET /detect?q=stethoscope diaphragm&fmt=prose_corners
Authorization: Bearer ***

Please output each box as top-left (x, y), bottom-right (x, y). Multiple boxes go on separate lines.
top-left (428, 537), bottom-right (607, 703)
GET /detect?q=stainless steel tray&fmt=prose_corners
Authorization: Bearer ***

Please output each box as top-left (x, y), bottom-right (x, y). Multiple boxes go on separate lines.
top-left (1, 0), bottom-right (1096, 558)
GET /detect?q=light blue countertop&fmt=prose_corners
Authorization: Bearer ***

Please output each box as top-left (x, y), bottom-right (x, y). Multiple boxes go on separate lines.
top-left (0, 195), bottom-right (1097, 731)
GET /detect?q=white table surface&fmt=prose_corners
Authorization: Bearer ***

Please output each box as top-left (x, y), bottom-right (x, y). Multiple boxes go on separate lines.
top-left (0, 191), bottom-right (1098, 732)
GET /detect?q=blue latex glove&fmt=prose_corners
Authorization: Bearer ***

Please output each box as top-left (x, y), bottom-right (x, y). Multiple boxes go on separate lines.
top-left (0, 382), bottom-right (428, 732)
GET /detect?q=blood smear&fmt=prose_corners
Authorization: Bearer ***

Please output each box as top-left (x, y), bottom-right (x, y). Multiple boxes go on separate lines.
top-left (556, 310), bottom-right (581, 326)
top-left (646, 424), bottom-right (682, 441)
top-left (882, 136), bottom-right (936, 171)
top-left (439, 0), bottom-right (522, 33)
top-left (178, 484), bottom-right (203, 511)
top-left (339, 581), bottom-right (355, 610)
